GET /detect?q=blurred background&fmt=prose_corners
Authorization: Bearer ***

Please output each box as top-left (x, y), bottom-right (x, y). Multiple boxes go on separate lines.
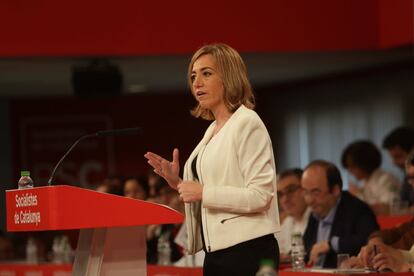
top-left (1, 0), bottom-right (414, 236)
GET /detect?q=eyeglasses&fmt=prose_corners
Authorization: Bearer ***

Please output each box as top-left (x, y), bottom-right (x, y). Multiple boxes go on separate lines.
top-left (277, 184), bottom-right (301, 199)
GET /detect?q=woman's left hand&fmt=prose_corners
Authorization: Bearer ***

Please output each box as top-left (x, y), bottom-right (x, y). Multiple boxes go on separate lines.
top-left (178, 181), bottom-right (203, 203)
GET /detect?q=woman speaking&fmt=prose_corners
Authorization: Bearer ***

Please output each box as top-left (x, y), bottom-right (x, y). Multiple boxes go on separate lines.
top-left (145, 43), bottom-right (280, 275)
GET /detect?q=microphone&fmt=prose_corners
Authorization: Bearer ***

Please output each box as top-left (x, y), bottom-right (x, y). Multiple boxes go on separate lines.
top-left (47, 127), bottom-right (142, 186)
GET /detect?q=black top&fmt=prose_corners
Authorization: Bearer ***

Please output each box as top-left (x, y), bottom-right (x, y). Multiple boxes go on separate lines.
top-left (191, 155), bottom-right (199, 181)
top-left (191, 154), bottom-right (207, 251)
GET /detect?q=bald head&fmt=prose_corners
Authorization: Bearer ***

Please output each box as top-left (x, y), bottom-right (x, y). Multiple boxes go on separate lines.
top-left (301, 161), bottom-right (342, 219)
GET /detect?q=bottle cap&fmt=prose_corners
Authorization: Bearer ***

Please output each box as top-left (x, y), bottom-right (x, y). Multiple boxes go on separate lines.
top-left (260, 258), bottom-right (275, 268)
top-left (21, 171), bottom-right (30, 177)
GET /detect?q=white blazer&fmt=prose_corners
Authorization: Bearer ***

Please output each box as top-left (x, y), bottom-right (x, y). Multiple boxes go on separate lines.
top-left (183, 105), bottom-right (280, 254)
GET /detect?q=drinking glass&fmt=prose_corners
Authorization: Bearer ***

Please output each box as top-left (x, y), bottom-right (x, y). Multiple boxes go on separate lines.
top-left (337, 253), bottom-right (350, 271)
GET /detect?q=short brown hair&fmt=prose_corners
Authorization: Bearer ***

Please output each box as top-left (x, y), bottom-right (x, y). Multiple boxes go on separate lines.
top-left (305, 160), bottom-right (343, 191)
top-left (187, 43), bottom-right (255, 120)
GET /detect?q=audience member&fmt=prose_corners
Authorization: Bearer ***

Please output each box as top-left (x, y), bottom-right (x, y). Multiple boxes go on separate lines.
top-left (123, 176), bottom-right (149, 200)
top-left (146, 223), bottom-right (183, 264)
top-left (302, 160), bottom-right (379, 268)
top-left (341, 140), bottom-right (400, 214)
top-left (0, 231), bottom-right (14, 260)
top-left (369, 243), bottom-right (414, 272)
top-left (94, 175), bottom-right (124, 195)
top-left (383, 126), bottom-right (414, 206)
top-left (148, 170), bottom-right (162, 198)
top-left (145, 176), bottom-right (183, 264)
top-left (95, 182), bottom-right (110, 193)
top-left (347, 242), bottom-right (414, 272)
top-left (352, 150), bottom-right (414, 271)
top-left (275, 168), bottom-right (311, 262)
top-left (100, 175), bottom-right (124, 195)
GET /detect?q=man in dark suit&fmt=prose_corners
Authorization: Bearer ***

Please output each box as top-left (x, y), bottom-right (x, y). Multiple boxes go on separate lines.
top-left (302, 160), bottom-right (379, 268)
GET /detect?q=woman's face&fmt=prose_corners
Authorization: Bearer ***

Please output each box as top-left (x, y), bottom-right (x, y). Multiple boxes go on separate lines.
top-left (124, 179), bottom-right (147, 200)
top-left (191, 54), bottom-right (226, 113)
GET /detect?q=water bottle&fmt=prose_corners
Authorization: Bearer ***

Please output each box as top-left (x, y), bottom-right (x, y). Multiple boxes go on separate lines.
top-left (157, 235), bottom-right (171, 266)
top-left (61, 236), bottom-right (74, 263)
top-left (291, 233), bottom-right (305, 271)
top-left (52, 236), bottom-right (63, 263)
top-left (26, 237), bottom-right (38, 264)
top-left (256, 259), bottom-right (277, 276)
top-left (18, 171), bottom-right (34, 189)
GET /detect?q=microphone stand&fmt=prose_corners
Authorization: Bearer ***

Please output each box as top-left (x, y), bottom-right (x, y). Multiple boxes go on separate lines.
top-left (47, 127), bottom-right (141, 186)
top-left (47, 133), bottom-right (96, 185)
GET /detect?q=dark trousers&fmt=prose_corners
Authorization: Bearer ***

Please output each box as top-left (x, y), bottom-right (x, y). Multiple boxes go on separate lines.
top-left (203, 234), bottom-right (279, 276)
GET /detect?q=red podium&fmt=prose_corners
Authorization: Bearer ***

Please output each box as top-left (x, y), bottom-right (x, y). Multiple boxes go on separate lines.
top-left (6, 185), bottom-right (184, 275)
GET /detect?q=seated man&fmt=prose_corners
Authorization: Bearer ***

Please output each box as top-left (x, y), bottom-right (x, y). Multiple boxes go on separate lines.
top-left (302, 160), bottom-right (379, 268)
top-left (275, 168), bottom-right (311, 262)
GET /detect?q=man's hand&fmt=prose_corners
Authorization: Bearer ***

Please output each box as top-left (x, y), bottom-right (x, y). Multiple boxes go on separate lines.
top-left (308, 240), bottom-right (330, 265)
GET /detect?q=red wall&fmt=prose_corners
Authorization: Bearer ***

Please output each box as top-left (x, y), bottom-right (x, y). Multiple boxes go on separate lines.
top-left (378, 0), bottom-right (414, 48)
top-left (1, 0), bottom-right (411, 56)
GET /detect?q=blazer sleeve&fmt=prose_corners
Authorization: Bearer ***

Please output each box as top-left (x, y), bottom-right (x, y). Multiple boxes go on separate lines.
top-left (369, 219), bottom-right (414, 250)
top-left (202, 114), bottom-right (275, 213)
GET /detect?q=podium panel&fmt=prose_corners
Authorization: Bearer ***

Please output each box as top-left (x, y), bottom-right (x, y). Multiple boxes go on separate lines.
top-left (6, 185), bottom-right (183, 231)
top-left (6, 185), bottom-right (184, 276)
top-left (74, 226), bottom-right (146, 276)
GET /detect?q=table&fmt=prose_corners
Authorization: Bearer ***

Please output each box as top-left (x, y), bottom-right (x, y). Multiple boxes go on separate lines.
top-left (281, 271), bottom-right (411, 276)
top-left (377, 215), bottom-right (412, 229)
top-left (0, 263), bottom-right (71, 276)
top-left (1, 264), bottom-right (413, 276)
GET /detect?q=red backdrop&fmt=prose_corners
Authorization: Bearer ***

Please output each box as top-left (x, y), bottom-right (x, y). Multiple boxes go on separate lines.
top-left (0, 0), bottom-right (412, 56)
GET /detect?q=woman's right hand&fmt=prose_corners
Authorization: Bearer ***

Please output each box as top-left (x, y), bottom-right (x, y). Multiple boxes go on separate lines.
top-left (144, 148), bottom-right (181, 190)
